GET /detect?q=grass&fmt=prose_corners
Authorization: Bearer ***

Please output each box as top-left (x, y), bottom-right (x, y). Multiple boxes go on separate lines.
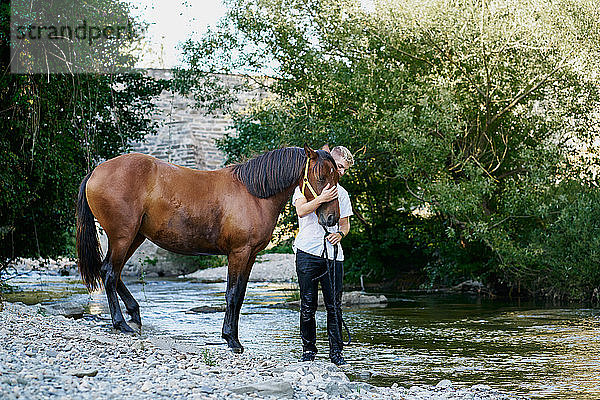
top-left (200, 349), bottom-right (217, 366)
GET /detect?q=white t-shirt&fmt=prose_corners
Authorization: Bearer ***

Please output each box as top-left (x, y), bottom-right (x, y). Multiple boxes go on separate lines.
top-left (292, 184), bottom-right (353, 261)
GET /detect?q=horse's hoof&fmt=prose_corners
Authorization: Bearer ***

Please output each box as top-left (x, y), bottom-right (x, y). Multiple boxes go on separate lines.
top-left (115, 322), bottom-right (136, 334)
top-left (129, 320), bottom-right (142, 330)
top-left (222, 333), bottom-right (244, 353)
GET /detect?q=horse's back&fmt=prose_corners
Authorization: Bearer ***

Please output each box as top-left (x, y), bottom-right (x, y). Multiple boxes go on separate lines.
top-left (88, 152), bottom-right (158, 182)
top-left (85, 152), bottom-right (272, 256)
top-left (87, 152), bottom-right (212, 199)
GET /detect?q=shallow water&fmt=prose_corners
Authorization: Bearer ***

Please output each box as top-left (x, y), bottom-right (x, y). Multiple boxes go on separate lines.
top-left (6, 273), bottom-right (600, 399)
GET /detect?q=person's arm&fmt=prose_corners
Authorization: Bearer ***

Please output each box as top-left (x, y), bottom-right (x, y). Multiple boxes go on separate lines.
top-left (294, 184), bottom-right (338, 218)
top-left (326, 217), bottom-right (349, 245)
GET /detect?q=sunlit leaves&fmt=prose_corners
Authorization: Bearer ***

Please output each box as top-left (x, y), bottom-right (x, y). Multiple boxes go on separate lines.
top-left (177, 0), bottom-right (600, 298)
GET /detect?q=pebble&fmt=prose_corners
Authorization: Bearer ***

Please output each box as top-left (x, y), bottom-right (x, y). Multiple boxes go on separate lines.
top-left (141, 381), bottom-right (152, 391)
top-left (437, 379), bottom-right (453, 389)
top-left (69, 369), bottom-right (98, 378)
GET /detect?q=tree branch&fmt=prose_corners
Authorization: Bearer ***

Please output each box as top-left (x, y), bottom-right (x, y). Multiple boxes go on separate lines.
top-left (488, 55), bottom-right (570, 127)
top-left (351, 206), bottom-right (371, 228)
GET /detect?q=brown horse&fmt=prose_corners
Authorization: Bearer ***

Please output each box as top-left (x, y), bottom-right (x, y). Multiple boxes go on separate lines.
top-left (76, 144), bottom-right (340, 353)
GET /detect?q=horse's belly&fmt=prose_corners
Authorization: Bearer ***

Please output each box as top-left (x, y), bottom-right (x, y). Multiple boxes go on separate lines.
top-left (146, 237), bottom-right (223, 256)
top-left (140, 211), bottom-right (224, 256)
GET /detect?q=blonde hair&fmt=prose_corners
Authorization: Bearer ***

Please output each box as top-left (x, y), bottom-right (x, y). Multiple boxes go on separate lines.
top-left (331, 146), bottom-right (355, 167)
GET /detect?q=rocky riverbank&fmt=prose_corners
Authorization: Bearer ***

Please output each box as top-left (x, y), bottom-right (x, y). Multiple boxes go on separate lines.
top-left (0, 301), bottom-right (526, 400)
top-left (6, 253), bottom-right (298, 281)
top-left (183, 253), bottom-right (296, 282)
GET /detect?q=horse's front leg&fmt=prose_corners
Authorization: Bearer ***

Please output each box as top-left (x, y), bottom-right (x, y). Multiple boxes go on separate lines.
top-left (222, 249), bottom-right (256, 353)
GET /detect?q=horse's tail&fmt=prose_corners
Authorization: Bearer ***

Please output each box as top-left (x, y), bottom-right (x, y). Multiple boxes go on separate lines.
top-left (76, 171), bottom-right (103, 292)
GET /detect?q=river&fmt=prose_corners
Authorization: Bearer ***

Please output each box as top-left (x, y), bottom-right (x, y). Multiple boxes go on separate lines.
top-left (5, 272), bottom-right (600, 399)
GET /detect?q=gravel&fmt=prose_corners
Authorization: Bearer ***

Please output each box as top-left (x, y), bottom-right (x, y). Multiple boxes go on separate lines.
top-left (0, 301), bottom-right (527, 399)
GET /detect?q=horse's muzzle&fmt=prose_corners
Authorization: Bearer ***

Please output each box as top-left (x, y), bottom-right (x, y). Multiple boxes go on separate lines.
top-left (319, 213), bottom-right (339, 227)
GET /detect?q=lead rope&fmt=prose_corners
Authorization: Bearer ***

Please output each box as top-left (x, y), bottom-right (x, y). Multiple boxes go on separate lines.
top-left (321, 227), bottom-right (351, 346)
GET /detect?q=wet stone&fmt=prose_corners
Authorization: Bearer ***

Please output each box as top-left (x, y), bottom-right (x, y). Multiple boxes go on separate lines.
top-left (195, 385), bottom-right (215, 394)
top-left (46, 349), bottom-right (58, 357)
top-left (437, 379), bottom-right (453, 389)
top-left (230, 380), bottom-right (295, 398)
top-left (69, 369), bottom-right (98, 378)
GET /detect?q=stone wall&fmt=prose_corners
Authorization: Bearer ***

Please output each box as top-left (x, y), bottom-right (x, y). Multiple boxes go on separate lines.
top-left (131, 69), bottom-right (269, 170)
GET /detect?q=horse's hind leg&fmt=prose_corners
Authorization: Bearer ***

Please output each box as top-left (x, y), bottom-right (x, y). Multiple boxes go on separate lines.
top-left (116, 234), bottom-right (146, 327)
top-left (117, 280), bottom-right (141, 327)
top-left (101, 237), bottom-right (137, 334)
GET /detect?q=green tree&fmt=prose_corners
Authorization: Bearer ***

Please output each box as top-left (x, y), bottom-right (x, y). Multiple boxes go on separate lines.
top-left (0, 1), bottom-right (166, 259)
top-left (176, 0), bottom-right (600, 299)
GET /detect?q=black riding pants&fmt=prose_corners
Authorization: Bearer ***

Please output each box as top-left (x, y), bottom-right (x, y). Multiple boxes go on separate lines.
top-left (295, 249), bottom-right (344, 355)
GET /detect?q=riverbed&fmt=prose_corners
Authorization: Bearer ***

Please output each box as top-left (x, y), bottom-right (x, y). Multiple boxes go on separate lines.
top-left (3, 267), bottom-right (600, 398)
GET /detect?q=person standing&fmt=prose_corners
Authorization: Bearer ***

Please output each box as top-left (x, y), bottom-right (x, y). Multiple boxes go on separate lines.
top-left (292, 145), bottom-right (354, 365)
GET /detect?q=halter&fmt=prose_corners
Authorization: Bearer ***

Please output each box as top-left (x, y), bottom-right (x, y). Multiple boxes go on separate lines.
top-left (301, 157), bottom-right (319, 199)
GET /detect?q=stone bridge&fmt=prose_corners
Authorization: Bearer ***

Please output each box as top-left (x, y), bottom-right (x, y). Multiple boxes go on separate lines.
top-left (131, 69), bottom-right (269, 170)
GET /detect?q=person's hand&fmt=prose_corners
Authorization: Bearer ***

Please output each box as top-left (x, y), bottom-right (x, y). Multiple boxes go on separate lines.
top-left (316, 184), bottom-right (338, 203)
top-left (326, 232), bottom-right (343, 245)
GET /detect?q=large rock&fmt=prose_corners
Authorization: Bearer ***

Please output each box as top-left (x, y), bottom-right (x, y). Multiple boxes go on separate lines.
top-left (451, 280), bottom-right (491, 295)
top-left (282, 291), bottom-right (388, 308)
top-left (341, 291), bottom-right (387, 305)
top-left (263, 362), bottom-right (379, 398)
top-left (229, 380), bottom-right (295, 398)
top-left (39, 302), bottom-right (85, 319)
top-left (38, 294), bottom-right (90, 318)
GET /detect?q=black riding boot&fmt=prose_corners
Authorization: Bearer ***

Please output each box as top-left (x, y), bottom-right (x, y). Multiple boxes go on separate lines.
top-left (299, 295), bottom-right (318, 354)
top-left (321, 259), bottom-right (345, 363)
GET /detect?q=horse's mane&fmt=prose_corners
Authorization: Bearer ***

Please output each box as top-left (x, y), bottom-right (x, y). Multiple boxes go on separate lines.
top-left (232, 147), bottom-right (334, 199)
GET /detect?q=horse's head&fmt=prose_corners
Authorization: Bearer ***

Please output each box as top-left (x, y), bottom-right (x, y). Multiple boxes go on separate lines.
top-left (302, 144), bottom-right (340, 227)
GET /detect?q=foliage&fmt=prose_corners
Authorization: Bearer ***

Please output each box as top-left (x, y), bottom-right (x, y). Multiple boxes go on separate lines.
top-left (0, 258), bottom-right (10, 299)
top-left (176, 0), bottom-right (600, 299)
top-left (0, 2), bottom-right (167, 260)
top-left (9, 0), bottom-right (145, 74)
top-left (260, 237), bottom-right (294, 255)
top-left (486, 182), bottom-right (600, 300)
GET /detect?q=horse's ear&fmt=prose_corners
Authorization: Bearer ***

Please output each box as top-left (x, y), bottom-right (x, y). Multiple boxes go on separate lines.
top-left (304, 143), bottom-right (318, 159)
top-left (321, 144), bottom-right (331, 153)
